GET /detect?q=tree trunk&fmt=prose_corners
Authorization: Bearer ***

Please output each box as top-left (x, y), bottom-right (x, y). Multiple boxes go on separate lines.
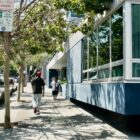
top-left (3, 32), bottom-right (12, 128)
top-left (21, 64), bottom-right (24, 93)
top-left (17, 66), bottom-right (22, 102)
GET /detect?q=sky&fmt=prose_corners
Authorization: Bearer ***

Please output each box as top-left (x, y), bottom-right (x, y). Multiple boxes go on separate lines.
top-left (14, 0), bottom-right (33, 9)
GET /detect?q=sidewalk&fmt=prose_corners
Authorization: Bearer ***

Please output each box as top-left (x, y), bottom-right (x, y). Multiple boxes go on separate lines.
top-left (0, 83), bottom-right (139, 140)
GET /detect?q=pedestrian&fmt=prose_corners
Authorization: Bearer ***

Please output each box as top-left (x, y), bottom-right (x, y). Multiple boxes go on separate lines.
top-left (31, 71), bottom-right (45, 114)
top-left (51, 77), bottom-right (62, 100)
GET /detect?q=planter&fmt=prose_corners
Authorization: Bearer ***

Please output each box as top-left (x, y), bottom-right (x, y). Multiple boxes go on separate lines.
top-left (61, 83), bottom-right (68, 99)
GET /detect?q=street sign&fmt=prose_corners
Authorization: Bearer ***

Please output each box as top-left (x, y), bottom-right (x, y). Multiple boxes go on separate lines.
top-left (0, 0), bottom-right (14, 11)
top-left (0, 11), bottom-right (13, 32)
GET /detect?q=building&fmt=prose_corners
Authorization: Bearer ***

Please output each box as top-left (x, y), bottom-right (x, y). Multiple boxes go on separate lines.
top-left (46, 0), bottom-right (140, 115)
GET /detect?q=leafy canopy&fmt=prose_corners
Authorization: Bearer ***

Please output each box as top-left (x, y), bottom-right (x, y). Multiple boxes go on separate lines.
top-left (54, 0), bottom-right (112, 34)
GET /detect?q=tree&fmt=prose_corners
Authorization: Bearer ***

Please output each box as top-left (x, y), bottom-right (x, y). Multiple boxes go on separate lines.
top-left (3, 0), bottom-right (69, 128)
top-left (3, 32), bottom-right (12, 128)
top-left (11, 0), bottom-right (68, 101)
top-left (54, 0), bottom-right (113, 34)
top-left (2, 0), bottom-right (40, 128)
top-left (3, 0), bottom-right (111, 128)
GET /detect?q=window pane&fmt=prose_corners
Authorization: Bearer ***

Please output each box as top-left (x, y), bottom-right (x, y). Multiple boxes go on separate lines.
top-left (82, 39), bottom-right (88, 70)
top-left (112, 65), bottom-right (123, 77)
top-left (133, 63), bottom-right (140, 77)
top-left (98, 68), bottom-right (109, 79)
top-left (83, 72), bottom-right (88, 80)
top-left (111, 7), bottom-right (123, 61)
top-left (98, 20), bottom-right (110, 65)
top-left (89, 32), bottom-right (97, 69)
top-left (71, 12), bottom-right (84, 17)
top-left (88, 32), bottom-right (97, 80)
top-left (132, 4), bottom-right (140, 58)
top-left (89, 71), bottom-right (97, 80)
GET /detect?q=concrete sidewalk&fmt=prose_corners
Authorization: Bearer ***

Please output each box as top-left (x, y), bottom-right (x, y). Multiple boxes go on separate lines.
top-left (0, 83), bottom-right (139, 140)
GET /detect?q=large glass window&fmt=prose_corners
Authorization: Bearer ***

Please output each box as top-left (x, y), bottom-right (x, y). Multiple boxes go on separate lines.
top-left (112, 65), bottom-right (123, 77)
top-left (98, 68), bottom-right (109, 79)
top-left (82, 6), bottom-right (123, 81)
top-left (98, 20), bottom-right (110, 79)
top-left (132, 4), bottom-right (140, 77)
top-left (111, 7), bottom-right (123, 61)
top-left (132, 4), bottom-right (140, 58)
top-left (82, 38), bottom-right (88, 71)
top-left (111, 7), bottom-right (123, 77)
top-left (89, 32), bottom-right (97, 80)
top-left (98, 20), bottom-right (110, 66)
top-left (82, 38), bottom-right (88, 80)
top-left (133, 63), bottom-right (140, 77)
top-left (89, 33), bottom-right (97, 69)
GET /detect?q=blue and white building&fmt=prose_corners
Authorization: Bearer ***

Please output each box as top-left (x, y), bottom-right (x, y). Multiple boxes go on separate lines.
top-left (46, 0), bottom-right (140, 115)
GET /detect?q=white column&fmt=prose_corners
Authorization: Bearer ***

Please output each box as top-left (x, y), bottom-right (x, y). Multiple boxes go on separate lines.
top-left (124, 2), bottom-right (132, 80)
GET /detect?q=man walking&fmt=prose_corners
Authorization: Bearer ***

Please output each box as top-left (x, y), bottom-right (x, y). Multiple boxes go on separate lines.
top-left (31, 71), bottom-right (45, 114)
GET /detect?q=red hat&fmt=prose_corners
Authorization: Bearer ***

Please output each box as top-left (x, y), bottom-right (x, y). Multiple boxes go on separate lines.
top-left (36, 71), bottom-right (41, 77)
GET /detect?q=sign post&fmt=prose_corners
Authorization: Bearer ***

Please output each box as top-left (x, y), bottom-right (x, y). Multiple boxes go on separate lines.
top-left (0, 11), bottom-right (13, 32)
top-left (0, 0), bottom-right (14, 32)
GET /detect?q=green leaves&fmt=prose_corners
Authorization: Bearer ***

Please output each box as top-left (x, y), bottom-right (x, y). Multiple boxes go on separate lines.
top-left (12, 0), bottom-right (69, 57)
top-left (9, 0), bottom-right (72, 69)
top-left (54, 0), bottom-right (112, 14)
top-left (54, 0), bottom-right (113, 34)
top-left (10, 0), bottom-right (113, 67)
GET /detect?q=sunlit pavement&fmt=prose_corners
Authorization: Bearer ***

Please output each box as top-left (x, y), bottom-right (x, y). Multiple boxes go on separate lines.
top-left (0, 83), bottom-right (139, 140)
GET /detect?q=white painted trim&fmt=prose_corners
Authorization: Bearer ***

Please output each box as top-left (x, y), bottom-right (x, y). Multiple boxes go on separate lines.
top-left (82, 79), bottom-right (140, 84)
top-left (109, 17), bottom-right (112, 80)
top-left (87, 37), bottom-right (90, 80)
top-left (124, 2), bottom-right (132, 80)
top-left (83, 59), bottom-right (123, 73)
top-left (132, 59), bottom-right (140, 63)
top-left (127, 0), bottom-right (140, 3)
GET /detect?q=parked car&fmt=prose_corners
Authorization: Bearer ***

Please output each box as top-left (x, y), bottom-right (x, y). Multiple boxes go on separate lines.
top-left (0, 74), bottom-right (4, 85)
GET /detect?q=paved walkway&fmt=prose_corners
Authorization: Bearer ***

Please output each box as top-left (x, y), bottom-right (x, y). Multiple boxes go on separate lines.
top-left (0, 83), bottom-right (139, 140)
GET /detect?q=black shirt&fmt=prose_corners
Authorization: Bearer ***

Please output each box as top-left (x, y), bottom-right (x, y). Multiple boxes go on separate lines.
top-left (31, 77), bottom-right (45, 94)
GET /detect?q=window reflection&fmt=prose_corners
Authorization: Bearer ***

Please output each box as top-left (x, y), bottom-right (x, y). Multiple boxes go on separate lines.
top-left (112, 65), bottom-right (123, 77)
top-left (89, 32), bottom-right (97, 69)
top-left (82, 6), bottom-right (123, 81)
top-left (132, 4), bottom-right (140, 58)
top-left (111, 7), bottom-right (123, 61)
top-left (132, 4), bottom-right (140, 77)
top-left (89, 71), bottom-right (97, 80)
top-left (83, 72), bottom-right (88, 80)
top-left (82, 38), bottom-right (88, 70)
top-left (98, 68), bottom-right (109, 79)
top-left (133, 63), bottom-right (140, 77)
top-left (98, 20), bottom-right (110, 65)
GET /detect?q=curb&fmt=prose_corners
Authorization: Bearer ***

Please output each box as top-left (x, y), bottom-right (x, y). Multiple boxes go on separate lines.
top-left (0, 122), bottom-right (18, 127)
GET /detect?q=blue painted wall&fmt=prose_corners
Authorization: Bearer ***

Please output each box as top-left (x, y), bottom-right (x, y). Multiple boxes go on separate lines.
top-left (68, 83), bottom-right (126, 114)
top-left (125, 83), bottom-right (140, 115)
top-left (68, 82), bottom-right (140, 115)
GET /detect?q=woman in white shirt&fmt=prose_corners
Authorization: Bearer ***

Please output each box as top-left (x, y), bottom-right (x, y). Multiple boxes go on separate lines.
top-left (51, 77), bottom-right (59, 100)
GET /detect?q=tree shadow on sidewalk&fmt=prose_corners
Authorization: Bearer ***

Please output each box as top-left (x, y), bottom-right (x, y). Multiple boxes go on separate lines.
top-left (0, 114), bottom-right (124, 140)
top-left (71, 98), bottom-right (140, 137)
